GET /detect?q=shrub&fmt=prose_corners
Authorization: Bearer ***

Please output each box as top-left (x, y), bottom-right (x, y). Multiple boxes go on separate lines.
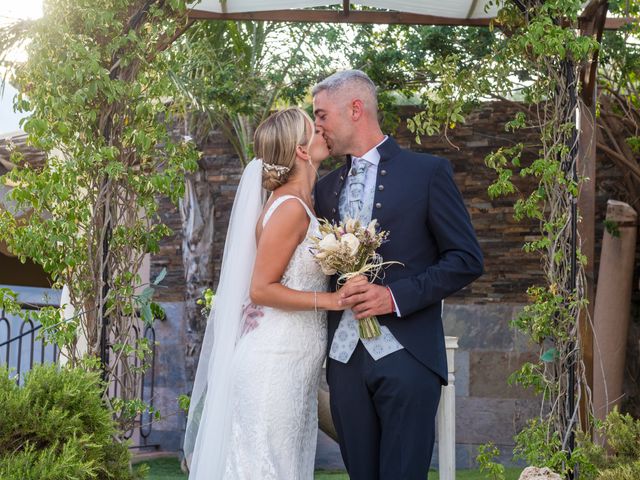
top-left (579, 408), bottom-right (640, 480)
top-left (596, 461), bottom-right (640, 480)
top-left (0, 363), bottom-right (147, 479)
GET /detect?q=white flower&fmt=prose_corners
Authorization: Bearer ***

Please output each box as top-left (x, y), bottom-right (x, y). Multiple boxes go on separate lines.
top-left (345, 218), bottom-right (357, 233)
top-left (321, 265), bottom-right (337, 275)
top-left (315, 251), bottom-right (329, 259)
top-left (340, 233), bottom-right (360, 256)
top-left (318, 233), bottom-right (340, 252)
top-left (367, 219), bottom-right (378, 236)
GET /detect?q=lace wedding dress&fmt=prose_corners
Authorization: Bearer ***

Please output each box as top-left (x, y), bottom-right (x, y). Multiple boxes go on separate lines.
top-left (221, 195), bottom-right (329, 479)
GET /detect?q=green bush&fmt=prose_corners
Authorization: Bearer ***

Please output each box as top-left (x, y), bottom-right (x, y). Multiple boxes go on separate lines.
top-left (0, 363), bottom-right (147, 480)
top-left (579, 408), bottom-right (640, 480)
top-left (596, 461), bottom-right (640, 480)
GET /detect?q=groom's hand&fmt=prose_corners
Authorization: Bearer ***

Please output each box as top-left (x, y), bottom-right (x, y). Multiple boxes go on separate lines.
top-left (339, 278), bottom-right (395, 319)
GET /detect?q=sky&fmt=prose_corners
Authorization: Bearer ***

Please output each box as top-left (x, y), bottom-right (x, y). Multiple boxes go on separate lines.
top-left (0, 1), bottom-right (43, 134)
top-left (1, 1), bottom-right (44, 22)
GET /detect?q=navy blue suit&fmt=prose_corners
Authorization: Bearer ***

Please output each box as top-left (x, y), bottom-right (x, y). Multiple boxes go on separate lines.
top-left (313, 137), bottom-right (483, 479)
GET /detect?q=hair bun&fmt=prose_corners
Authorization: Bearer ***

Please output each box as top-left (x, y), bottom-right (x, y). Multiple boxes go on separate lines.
top-left (262, 161), bottom-right (291, 191)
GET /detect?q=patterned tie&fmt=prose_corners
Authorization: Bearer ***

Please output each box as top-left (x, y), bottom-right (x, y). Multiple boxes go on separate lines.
top-left (346, 158), bottom-right (369, 222)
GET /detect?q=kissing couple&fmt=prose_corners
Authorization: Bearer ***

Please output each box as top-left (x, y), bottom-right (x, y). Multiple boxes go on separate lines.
top-left (184, 70), bottom-right (483, 480)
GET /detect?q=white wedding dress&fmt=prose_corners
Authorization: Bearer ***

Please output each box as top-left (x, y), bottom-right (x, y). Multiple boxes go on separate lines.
top-left (222, 195), bottom-right (329, 479)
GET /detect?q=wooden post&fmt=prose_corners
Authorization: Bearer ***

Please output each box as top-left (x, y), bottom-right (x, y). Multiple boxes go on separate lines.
top-left (577, 101), bottom-right (596, 414)
top-left (577, 0), bottom-right (608, 427)
top-left (593, 201), bottom-right (637, 432)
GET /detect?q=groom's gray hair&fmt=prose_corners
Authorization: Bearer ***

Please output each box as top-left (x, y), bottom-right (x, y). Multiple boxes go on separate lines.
top-left (312, 70), bottom-right (378, 112)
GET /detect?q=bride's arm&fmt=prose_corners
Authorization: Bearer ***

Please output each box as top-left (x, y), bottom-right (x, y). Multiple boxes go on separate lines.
top-left (249, 200), bottom-right (349, 312)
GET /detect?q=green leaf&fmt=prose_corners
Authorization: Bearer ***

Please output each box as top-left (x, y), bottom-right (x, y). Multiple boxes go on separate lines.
top-left (540, 348), bottom-right (557, 362)
top-left (604, 219), bottom-right (621, 238)
top-left (138, 286), bottom-right (154, 305)
top-left (141, 303), bottom-right (153, 326)
top-left (153, 267), bottom-right (167, 285)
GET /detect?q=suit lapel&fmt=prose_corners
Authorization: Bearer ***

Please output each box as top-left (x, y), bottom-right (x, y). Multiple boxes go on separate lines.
top-left (371, 137), bottom-right (401, 228)
top-left (324, 138), bottom-right (401, 226)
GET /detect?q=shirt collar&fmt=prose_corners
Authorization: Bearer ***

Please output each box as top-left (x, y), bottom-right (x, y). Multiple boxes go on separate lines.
top-left (353, 135), bottom-right (388, 167)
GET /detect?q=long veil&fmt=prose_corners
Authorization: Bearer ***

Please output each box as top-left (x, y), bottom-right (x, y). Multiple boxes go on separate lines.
top-left (183, 159), bottom-right (265, 478)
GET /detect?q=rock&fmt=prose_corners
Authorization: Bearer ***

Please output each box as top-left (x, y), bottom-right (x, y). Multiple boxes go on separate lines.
top-left (518, 466), bottom-right (562, 480)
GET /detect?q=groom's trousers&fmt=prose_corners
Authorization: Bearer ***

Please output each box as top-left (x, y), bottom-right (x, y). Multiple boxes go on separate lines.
top-left (327, 342), bottom-right (442, 480)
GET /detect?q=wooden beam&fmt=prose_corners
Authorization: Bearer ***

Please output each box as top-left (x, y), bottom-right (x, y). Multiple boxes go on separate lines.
top-left (581, 0), bottom-right (608, 20)
top-left (187, 9), bottom-right (499, 26)
top-left (187, 8), bottom-right (493, 26)
top-left (598, 16), bottom-right (636, 30)
top-left (580, 2), bottom-right (609, 106)
top-left (188, 8), bottom-right (636, 30)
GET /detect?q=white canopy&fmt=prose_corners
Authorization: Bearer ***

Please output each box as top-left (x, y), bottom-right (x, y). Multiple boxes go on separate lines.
top-left (193, 1), bottom-right (498, 19)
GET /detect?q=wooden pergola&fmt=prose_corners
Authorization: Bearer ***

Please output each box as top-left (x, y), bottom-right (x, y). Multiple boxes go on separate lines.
top-left (183, 1), bottom-right (628, 477)
top-left (185, 0), bottom-right (621, 396)
top-left (188, 1), bottom-right (630, 28)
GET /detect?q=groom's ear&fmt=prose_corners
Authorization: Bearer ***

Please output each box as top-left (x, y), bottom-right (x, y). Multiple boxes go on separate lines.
top-left (350, 99), bottom-right (365, 121)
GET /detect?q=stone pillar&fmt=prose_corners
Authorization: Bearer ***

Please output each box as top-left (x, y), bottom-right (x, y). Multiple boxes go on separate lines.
top-left (593, 200), bottom-right (637, 425)
top-left (437, 336), bottom-right (458, 480)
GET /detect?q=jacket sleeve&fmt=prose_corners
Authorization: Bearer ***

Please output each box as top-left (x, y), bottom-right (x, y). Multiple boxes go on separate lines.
top-left (388, 158), bottom-right (484, 317)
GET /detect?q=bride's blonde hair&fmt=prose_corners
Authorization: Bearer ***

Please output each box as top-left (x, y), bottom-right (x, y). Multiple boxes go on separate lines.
top-left (254, 107), bottom-right (313, 191)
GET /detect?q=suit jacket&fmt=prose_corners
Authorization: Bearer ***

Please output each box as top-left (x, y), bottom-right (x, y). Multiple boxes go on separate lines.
top-left (313, 137), bottom-right (483, 384)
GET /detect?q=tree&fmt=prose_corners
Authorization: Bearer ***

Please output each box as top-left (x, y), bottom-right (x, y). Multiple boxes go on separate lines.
top-left (0, 0), bottom-right (199, 433)
top-left (168, 19), bottom-right (344, 164)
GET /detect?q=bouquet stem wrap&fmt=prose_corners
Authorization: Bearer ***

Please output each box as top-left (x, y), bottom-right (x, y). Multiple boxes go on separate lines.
top-left (358, 314), bottom-right (382, 339)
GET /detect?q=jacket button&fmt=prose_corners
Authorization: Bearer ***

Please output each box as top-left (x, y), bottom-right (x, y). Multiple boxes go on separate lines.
top-left (340, 175), bottom-right (344, 181)
top-left (375, 203), bottom-right (382, 209)
top-left (380, 170), bottom-right (387, 176)
top-left (378, 185), bottom-right (384, 191)
top-left (332, 208), bottom-right (336, 213)
top-left (334, 191), bottom-right (338, 196)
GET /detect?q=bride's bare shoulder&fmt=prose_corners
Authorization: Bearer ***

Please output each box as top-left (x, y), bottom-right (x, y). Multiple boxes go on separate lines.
top-left (255, 195), bottom-right (310, 244)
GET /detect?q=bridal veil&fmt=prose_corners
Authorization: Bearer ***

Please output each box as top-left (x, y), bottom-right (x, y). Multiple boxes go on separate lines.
top-left (183, 158), bottom-right (265, 478)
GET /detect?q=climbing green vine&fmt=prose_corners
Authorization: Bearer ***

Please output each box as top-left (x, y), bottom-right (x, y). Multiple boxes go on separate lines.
top-left (411, 0), bottom-right (603, 476)
top-left (0, 0), bottom-right (199, 434)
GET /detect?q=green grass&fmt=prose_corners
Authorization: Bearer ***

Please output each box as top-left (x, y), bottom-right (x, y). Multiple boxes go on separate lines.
top-left (139, 457), bottom-right (185, 480)
top-left (139, 457), bottom-right (523, 480)
top-left (314, 467), bottom-right (523, 480)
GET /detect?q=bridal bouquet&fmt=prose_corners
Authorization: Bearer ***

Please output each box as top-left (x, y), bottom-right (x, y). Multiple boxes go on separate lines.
top-left (311, 218), bottom-right (398, 339)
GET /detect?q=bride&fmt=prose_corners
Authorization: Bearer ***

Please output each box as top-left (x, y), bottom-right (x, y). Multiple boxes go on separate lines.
top-left (184, 107), bottom-right (356, 479)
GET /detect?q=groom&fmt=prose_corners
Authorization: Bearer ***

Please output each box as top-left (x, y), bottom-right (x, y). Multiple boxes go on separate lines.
top-left (313, 70), bottom-right (483, 480)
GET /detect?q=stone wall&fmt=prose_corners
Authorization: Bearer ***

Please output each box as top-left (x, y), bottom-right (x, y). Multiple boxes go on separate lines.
top-left (156, 101), bottom-right (616, 305)
top-left (148, 100), bottom-right (633, 468)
